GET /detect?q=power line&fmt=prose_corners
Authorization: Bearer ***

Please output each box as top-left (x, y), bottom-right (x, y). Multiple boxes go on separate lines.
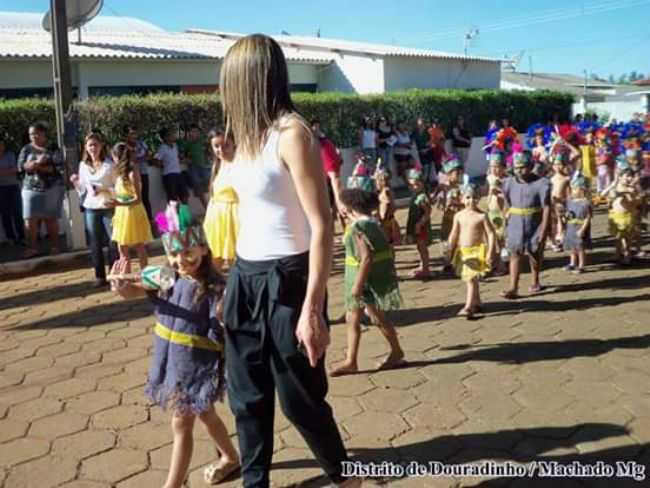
top-left (405, 0), bottom-right (650, 44)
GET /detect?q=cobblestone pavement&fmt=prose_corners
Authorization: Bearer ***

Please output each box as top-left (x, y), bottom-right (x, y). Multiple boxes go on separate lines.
top-left (1, 207), bottom-right (649, 488)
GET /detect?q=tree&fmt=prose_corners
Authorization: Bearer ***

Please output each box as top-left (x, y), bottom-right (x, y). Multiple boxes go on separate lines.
top-left (618, 73), bottom-right (629, 84)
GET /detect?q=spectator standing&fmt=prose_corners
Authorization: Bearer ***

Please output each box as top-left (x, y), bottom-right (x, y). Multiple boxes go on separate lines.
top-left (17, 122), bottom-right (65, 258)
top-left (70, 133), bottom-right (118, 288)
top-left (0, 136), bottom-right (25, 245)
top-left (412, 117), bottom-right (436, 190)
top-left (312, 119), bottom-right (345, 231)
top-left (428, 118), bottom-right (447, 172)
top-left (393, 121), bottom-right (415, 183)
top-left (153, 127), bottom-right (188, 203)
top-left (180, 124), bottom-right (211, 209)
top-left (452, 115), bottom-right (472, 164)
top-left (376, 116), bottom-right (394, 171)
top-left (124, 126), bottom-right (153, 222)
top-left (358, 116), bottom-right (377, 170)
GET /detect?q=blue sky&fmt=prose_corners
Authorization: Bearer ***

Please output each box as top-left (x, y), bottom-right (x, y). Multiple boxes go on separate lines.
top-left (3, 0), bottom-right (649, 78)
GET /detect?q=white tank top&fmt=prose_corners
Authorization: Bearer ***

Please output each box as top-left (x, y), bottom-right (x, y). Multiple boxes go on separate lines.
top-left (362, 129), bottom-right (376, 149)
top-left (230, 128), bottom-right (311, 260)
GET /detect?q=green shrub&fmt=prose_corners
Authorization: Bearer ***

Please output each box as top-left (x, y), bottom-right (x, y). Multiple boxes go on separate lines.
top-left (0, 89), bottom-right (573, 151)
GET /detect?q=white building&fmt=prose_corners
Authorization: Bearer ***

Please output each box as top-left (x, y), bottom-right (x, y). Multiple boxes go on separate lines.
top-left (501, 71), bottom-right (649, 121)
top-left (0, 11), bottom-right (502, 99)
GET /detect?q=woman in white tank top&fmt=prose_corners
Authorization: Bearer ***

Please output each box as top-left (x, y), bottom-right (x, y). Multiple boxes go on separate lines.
top-left (219, 34), bottom-right (358, 488)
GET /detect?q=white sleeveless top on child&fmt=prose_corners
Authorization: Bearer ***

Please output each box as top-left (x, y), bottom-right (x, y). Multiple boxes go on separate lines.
top-left (229, 128), bottom-right (311, 261)
top-left (362, 129), bottom-right (377, 149)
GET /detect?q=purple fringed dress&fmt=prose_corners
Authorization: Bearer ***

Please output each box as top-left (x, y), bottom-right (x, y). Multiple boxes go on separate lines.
top-left (145, 274), bottom-right (225, 415)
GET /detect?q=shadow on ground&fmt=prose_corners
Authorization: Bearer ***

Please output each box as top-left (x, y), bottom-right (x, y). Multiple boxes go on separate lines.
top-left (277, 423), bottom-right (644, 487)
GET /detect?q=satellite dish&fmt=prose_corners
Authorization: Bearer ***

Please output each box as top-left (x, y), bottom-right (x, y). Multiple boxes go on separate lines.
top-left (42, 0), bottom-right (104, 32)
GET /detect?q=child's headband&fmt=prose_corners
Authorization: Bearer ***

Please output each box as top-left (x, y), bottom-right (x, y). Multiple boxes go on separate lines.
top-left (155, 202), bottom-right (206, 254)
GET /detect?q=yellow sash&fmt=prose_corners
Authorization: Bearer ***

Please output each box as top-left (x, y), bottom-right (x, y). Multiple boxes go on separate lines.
top-left (568, 218), bottom-right (584, 225)
top-left (154, 322), bottom-right (223, 352)
top-left (508, 207), bottom-right (541, 216)
top-left (345, 249), bottom-right (392, 267)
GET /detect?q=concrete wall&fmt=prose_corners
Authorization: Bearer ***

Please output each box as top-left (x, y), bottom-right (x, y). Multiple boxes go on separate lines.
top-left (384, 57), bottom-right (501, 91)
top-left (318, 54), bottom-right (385, 94)
top-left (0, 60), bottom-right (55, 88)
top-left (572, 97), bottom-right (649, 121)
top-left (0, 58), bottom-right (317, 95)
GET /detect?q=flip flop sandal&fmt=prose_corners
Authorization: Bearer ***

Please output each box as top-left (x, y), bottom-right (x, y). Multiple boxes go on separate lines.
top-left (204, 460), bottom-right (241, 485)
top-left (528, 285), bottom-right (544, 294)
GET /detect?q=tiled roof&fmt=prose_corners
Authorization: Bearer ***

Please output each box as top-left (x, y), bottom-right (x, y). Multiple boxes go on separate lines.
top-left (187, 30), bottom-right (503, 63)
top-left (0, 13), bottom-right (333, 63)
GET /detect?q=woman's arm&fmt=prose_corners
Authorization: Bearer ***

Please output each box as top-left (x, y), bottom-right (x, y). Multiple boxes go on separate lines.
top-left (279, 118), bottom-right (332, 367)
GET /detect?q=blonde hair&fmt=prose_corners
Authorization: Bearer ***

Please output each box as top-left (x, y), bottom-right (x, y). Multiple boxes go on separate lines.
top-left (220, 34), bottom-right (296, 160)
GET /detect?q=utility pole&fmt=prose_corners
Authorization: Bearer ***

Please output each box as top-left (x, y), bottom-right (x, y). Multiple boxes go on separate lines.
top-left (463, 28), bottom-right (479, 56)
top-left (50, 0), bottom-right (84, 249)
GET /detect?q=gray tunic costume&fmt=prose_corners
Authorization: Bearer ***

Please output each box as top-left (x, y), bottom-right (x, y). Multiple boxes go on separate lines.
top-left (146, 273), bottom-right (225, 415)
top-left (503, 175), bottom-right (551, 255)
top-left (563, 198), bottom-right (592, 251)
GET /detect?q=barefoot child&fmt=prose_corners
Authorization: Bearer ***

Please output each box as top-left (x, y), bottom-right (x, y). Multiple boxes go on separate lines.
top-left (374, 166), bottom-right (401, 247)
top-left (563, 175), bottom-right (592, 273)
top-left (330, 189), bottom-right (404, 376)
top-left (501, 151), bottom-right (551, 299)
top-left (486, 152), bottom-right (507, 274)
top-left (448, 184), bottom-right (496, 318)
top-left (203, 129), bottom-right (239, 270)
top-left (108, 203), bottom-right (240, 487)
top-left (433, 157), bottom-right (464, 271)
top-left (608, 163), bottom-right (638, 265)
top-left (550, 153), bottom-right (571, 251)
top-left (405, 168), bottom-right (433, 278)
top-left (111, 142), bottom-right (153, 273)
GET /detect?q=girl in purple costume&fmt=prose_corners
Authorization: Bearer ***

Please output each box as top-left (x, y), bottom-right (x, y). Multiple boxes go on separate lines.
top-left (109, 202), bottom-right (240, 487)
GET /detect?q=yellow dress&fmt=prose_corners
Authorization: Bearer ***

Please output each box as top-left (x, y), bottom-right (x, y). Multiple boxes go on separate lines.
top-left (203, 167), bottom-right (239, 261)
top-left (453, 244), bottom-right (490, 282)
top-left (112, 177), bottom-right (153, 246)
top-left (580, 145), bottom-right (596, 180)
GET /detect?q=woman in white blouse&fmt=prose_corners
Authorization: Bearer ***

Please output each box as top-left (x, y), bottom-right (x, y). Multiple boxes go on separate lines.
top-left (70, 132), bottom-right (118, 288)
top-left (220, 34), bottom-right (359, 488)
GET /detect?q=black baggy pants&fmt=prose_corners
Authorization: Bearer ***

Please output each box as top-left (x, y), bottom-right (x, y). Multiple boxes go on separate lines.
top-left (223, 252), bottom-right (348, 488)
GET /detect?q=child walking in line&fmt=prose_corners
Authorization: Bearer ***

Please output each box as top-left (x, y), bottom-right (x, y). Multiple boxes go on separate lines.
top-left (374, 166), bottom-right (401, 247)
top-left (550, 153), bottom-right (571, 251)
top-left (330, 189), bottom-right (404, 377)
top-left (111, 142), bottom-right (153, 273)
top-left (108, 202), bottom-right (240, 488)
top-left (563, 175), bottom-right (592, 273)
top-left (203, 129), bottom-right (239, 271)
top-left (608, 163), bottom-right (638, 265)
top-left (448, 184), bottom-right (496, 318)
top-left (486, 152), bottom-right (507, 275)
top-left (405, 168), bottom-right (433, 279)
top-left (433, 157), bottom-right (464, 272)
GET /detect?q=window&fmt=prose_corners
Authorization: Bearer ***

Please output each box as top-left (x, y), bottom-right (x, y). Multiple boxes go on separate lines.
top-left (88, 85), bottom-right (181, 97)
top-left (0, 87), bottom-right (54, 99)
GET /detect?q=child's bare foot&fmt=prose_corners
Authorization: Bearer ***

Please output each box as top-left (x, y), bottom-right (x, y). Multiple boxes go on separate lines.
top-left (457, 307), bottom-right (471, 317)
top-left (377, 352), bottom-right (405, 371)
top-left (330, 362), bottom-right (359, 377)
top-left (500, 289), bottom-right (519, 300)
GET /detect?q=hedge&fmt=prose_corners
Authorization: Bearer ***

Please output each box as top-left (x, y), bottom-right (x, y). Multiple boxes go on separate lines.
top-left (0, 89), bottom-right (574, 151)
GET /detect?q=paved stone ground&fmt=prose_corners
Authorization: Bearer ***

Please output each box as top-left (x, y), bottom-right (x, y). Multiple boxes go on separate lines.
top-left (1, 206), bottom-right (649, 488)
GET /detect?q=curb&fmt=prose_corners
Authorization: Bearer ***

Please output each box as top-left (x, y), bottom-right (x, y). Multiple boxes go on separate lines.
top-left (0, 239), bottom-right (165, 278)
